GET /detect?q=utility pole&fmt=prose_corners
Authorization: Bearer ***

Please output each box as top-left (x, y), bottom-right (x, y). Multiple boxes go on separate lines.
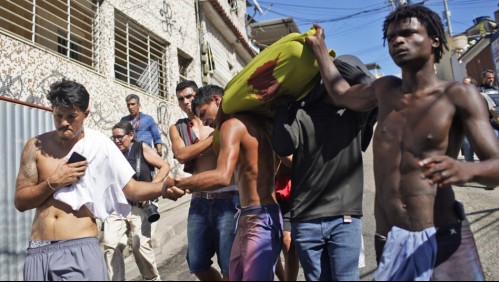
top-left (443, 0), bottom-right (453, 36)
top-left (388, 0), bottom-right (396, 10)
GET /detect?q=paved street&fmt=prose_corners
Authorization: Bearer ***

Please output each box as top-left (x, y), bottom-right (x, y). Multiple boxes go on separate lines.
top-left (129, 147), bottom-right (499, 281)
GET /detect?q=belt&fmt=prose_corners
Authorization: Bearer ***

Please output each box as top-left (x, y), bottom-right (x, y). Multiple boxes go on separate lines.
top-left (192, 191), bottom-right (239, 200)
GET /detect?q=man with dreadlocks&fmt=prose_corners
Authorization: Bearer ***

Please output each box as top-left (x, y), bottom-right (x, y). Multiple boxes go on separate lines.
top-left (306, 4), bottom-right (499, 281)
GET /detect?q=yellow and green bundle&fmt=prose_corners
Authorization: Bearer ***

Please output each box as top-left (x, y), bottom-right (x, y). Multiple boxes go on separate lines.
top-left (222, 27), bottom-right (335, 115)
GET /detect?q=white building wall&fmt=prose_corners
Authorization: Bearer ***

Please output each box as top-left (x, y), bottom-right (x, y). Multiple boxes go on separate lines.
top-left (0, 0), bottom-right (205, 168)
top-left (199, 0), bottom-right (254, 87)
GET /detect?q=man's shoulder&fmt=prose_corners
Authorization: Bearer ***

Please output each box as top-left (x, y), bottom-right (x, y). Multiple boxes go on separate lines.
top-left (140, 112), bottom-right (154, 120)
top-left (446, 80), bottom-right (476, 95)
top-left (226, 114), bottom-right (271, 134)
top-left (30, 131), bottom-right (57, 147)
top-left (370, 75), bottom-right (401, 98)
top-left (174, 118), bottom-right (189, 125)
top-left (36, 130), bottom-right (55, 139)
top-left (376, 75), bottom-right (401, 88)
top-left (226, 114), bottom-right (254, 126)
top-left (218, 116), bottom-right (246, 133)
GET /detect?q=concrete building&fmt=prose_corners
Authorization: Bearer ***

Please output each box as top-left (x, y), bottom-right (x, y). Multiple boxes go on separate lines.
top-left (437, 14), bottom-right (498, 83)
top-left (0, 0), bottom-right (257, 280)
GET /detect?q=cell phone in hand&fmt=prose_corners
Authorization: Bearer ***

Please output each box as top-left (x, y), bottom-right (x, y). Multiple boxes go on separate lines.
top-left (67, 152), bottom-right (86, 164)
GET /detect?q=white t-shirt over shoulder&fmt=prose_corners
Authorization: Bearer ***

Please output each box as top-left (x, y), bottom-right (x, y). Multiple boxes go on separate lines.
top-left (53, 128), bottom-right (134, 220)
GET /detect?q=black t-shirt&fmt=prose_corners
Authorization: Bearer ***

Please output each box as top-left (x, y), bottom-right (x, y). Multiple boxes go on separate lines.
top-left (126, 141), bottom-right (154, 182)
top-left (272, 102), bottom-right (370, 222)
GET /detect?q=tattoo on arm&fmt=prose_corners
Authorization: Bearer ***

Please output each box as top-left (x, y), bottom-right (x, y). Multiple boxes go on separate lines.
top-left (18, 139), bottom-right (39, 187)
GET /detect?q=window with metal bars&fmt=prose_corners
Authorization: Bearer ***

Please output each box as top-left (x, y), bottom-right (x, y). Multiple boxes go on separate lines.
top-left (114, 11), bottom-right (168, 98)
top-left (0, 0), bottom-right (98, 68)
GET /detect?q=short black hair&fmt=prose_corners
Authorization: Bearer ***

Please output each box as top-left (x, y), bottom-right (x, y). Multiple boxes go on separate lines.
top-left (47, 79), bottom-right (90, 111)
top-left (126, 94), bottom-right (140, 103)
top-left (191, 85), bottom-right (224, 114)
top-left (112, 121), bottom-right (136, 141)
top-left (382, 4), bottom-right (448, 63)
top-left (176, 80), bottom-right (198, 94)
top-left (113, 120), bottom-right (134, 134)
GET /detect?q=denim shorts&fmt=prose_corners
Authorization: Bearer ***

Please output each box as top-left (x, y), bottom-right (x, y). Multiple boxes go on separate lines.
top-left (186, 195), bottom-right (239, 275)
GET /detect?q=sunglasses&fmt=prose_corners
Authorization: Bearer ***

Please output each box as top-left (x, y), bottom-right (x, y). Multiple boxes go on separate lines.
top-left (111, 134), bottom-right (127, 141)
top-left (177, 94), bottom-right (195, 102)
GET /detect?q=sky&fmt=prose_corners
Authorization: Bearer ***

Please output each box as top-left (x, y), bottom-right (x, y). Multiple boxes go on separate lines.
top-left (247, 0), bottom-right (498, 76)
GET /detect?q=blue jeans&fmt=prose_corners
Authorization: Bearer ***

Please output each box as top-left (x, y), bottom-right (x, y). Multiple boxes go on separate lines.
top-left (461, 137), bottom-right (475, 162)
top-left (462, 130), bottom-right (499, 162)
top-left (186, 196), bottom-right (239, 275)
top-left (292, 216), bottom-right (362, 281)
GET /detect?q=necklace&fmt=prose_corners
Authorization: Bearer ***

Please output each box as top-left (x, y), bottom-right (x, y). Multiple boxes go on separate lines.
top-left (129, 114), bottom-right (141, 130)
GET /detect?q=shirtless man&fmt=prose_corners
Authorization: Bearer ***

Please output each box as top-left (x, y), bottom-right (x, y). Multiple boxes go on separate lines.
top-left (306, 5), bottom-right (499, 281)
top-left (169, 81), bottom-right (239, 281)
top-left (14, 79), bottom-right (182, 281)
top-left (174, 84), bottom-right (282, 281)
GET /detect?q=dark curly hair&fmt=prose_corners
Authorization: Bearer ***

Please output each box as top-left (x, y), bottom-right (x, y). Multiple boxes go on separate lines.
top-left (47, 79), bottom-right (90, 111)
top-left (191, 84), bottom-right (224, 114)
top-left (382, 4), bottom-right (448, 63)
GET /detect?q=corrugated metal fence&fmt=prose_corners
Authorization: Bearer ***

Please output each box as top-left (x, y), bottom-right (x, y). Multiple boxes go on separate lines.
top-left (0, 98), bottom-right (54, 281)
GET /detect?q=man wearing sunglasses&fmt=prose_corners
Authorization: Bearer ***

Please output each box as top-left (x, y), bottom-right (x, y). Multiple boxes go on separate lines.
top-left (169, 81), bottom-right (239, 281)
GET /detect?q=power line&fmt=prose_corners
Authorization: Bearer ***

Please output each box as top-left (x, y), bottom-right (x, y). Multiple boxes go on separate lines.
top-left (260, 4), bottom-right (392, 24)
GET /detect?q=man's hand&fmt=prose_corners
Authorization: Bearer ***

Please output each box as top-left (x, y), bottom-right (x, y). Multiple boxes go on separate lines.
top-left (305, 24), bottom-right (326, 48)
top-left (173, 176), bottom-right (193, 194)
top-left (161, 177), bottom-right (186, 201)
top-left (49, 160), bottom-right (88, 189)
top-left (419, 156), bottom-right (472, 188)
top-left (163, 186), bottom-right (186, 201)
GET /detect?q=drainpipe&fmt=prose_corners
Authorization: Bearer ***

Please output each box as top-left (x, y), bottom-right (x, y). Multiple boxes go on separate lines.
top-left (196, 0), bottom-right (204, 79)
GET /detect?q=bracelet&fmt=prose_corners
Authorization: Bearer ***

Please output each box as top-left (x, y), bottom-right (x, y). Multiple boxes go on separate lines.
top-left (46, 177), bottom-right (57, 191)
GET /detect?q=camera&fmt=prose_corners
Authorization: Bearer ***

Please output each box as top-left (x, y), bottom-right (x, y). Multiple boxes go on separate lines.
top-left (143, 201), bottom-right (160, 223)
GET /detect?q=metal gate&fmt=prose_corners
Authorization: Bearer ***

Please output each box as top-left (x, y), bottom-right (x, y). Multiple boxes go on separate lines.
top-left (0, 97), bottom-right (54, 281)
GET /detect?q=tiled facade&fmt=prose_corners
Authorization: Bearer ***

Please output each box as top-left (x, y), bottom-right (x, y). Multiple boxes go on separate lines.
top-left (0, 0), bottom-right (254, 172)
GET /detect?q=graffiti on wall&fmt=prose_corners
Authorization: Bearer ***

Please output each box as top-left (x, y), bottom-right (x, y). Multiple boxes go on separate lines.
top-left (156, 100), bottom-right (174, 160)
top-left (160, 0), bottom-right (176, 35)
top-left (0, 70), bottom-right (65, 106)
top-left (0, 69), bottom-right (182, 172)
top-left (0, 70), bottom-right (120, 133)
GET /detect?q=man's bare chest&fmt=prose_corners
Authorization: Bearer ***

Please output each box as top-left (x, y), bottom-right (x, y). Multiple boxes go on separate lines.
top-left (375, 101), bottom-right (454, 154)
